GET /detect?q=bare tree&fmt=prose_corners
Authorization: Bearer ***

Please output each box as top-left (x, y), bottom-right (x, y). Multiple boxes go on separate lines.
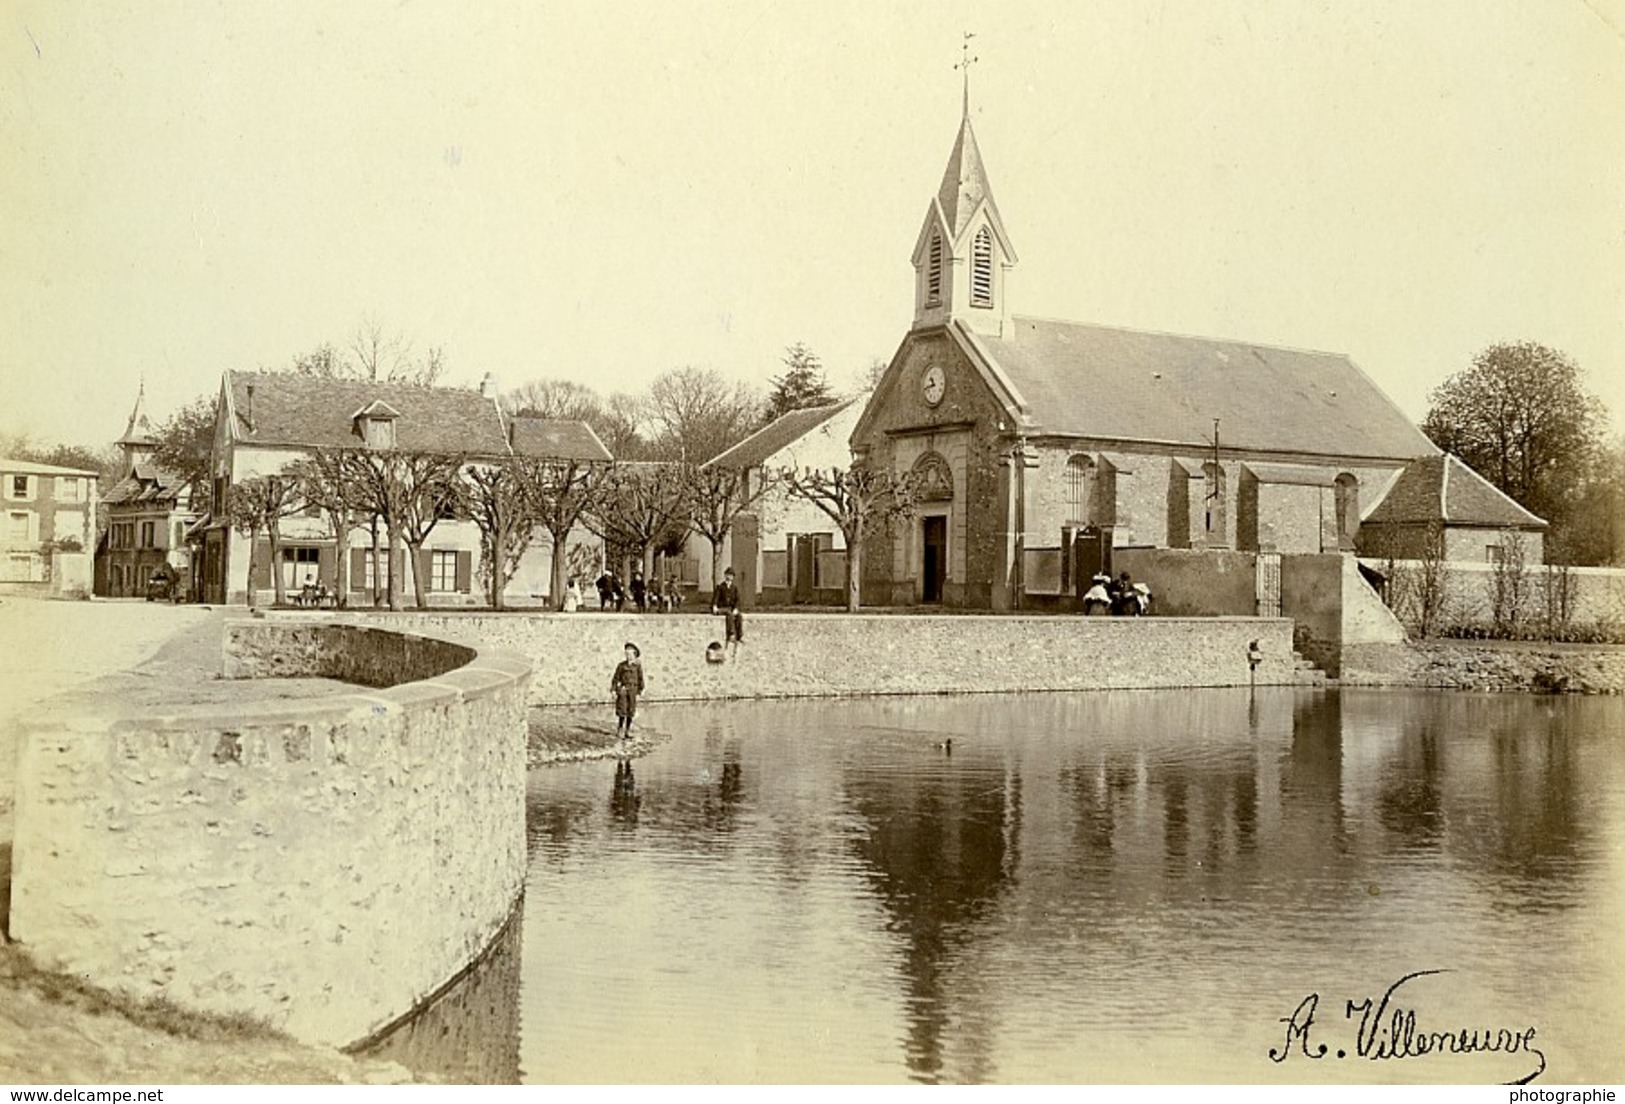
top-left (344, 451), bottom-right (466, 609)
top-left (516, 456), bottom-right (606, 608)
top-left (1489, 528), bottom-right (1531, 635)
top-left (587, 463), bottom-right (693, 578)
top-left (225, 474), bottom-right (300, 608)
top-left (464, 457), bottom-right (541, 610)
top-left (646, 367), bottom-right (761, 463)
top-left (503, 379), bottom-right (605, 424)
top-left (288, 317), bottom-right (447, 385)
top-left (285, 449), bottom-right (362, 606)
top-left (687, 464), bottom-right (775, 590)
top-left (783, 464), bottom-right (919, 612)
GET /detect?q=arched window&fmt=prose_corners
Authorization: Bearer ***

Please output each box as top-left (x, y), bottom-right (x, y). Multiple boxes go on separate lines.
top-left (926, 233), bottom-right (943, 305)
top-left (1065, 454), bottom-right (1094, 524)
top-left (1335, 473), bottom-right (1360, 550)
top-left (970, 227), bottom-right (994, 308)
top-left (1203, 461), bottom-right (1228, 546)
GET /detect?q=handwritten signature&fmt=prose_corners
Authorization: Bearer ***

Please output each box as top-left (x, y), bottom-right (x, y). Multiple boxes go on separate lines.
top-left (1268, 969), bottom-right (1546, 1084)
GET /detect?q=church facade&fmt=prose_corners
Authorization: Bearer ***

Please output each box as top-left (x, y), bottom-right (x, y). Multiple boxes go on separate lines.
top-left (852, 104), bottom-right (1456, 610)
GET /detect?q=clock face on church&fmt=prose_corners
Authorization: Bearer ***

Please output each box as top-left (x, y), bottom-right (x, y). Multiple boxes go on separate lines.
top-left (922, 365), bottom-right (946, 406)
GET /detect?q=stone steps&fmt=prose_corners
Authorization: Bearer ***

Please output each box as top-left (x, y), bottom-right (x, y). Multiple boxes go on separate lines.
top-left (1292, 650), bottom-right (1328, 685)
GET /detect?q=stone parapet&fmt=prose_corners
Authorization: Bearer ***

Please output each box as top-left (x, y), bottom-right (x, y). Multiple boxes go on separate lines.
top-left (369, 611), bottom-right (1300, 706)
top-left (9, 619), bottom-right (531, 1048)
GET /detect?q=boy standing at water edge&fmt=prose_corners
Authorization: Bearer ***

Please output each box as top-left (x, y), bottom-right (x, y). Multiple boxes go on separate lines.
top-left (712, 567), bottom-right (744, 656)
top-left (611, 642), bottom-right (644, 739)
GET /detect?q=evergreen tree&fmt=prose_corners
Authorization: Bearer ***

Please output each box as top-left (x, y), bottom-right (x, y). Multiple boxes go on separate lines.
top-left (764, 343), bottom-right (835, 424)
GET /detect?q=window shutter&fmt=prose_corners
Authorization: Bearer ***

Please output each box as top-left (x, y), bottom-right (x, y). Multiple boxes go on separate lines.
top-left (417, 549), bottom-right (433, 593)
top-left (456, 550), bottom-right (472, 593)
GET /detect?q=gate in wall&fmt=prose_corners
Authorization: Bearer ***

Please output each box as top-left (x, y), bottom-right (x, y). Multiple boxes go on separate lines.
top-left (1256, 552), bottom-right (1282, 617)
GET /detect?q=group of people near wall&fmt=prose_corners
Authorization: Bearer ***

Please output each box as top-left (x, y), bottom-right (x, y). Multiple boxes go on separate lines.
top-left (1082, 571), bottom-right (1151, 617)
top-left (564, 569), bottom-right (686, 613)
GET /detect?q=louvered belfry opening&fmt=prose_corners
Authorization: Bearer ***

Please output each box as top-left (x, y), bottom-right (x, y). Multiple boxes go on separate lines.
top-left (970, 227), bottom-right (994, 307)
top-left (927, 233), bottom-right (943, 304)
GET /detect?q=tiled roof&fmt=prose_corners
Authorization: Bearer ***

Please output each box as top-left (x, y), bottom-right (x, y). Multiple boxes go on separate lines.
top-left (226, 371), bottom-right (510, 455)
top-left (971, 317), bottom-right (1438, 460)
top-left (704, 398), bottom-right (860, 469)
top-left (103, 465), bottom-right (189, 507)
top-left (1363, 454), bottom-right (1546, 528)
top-left (509, 417), bottom-right (612, 463)
top-left (0, 457), bottom-right (99, 477)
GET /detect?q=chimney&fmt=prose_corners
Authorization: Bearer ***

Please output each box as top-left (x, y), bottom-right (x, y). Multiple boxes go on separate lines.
top-left (245, 384), bottom-right (256, 432)
top-left (480, 372), bottom-right (499, 401)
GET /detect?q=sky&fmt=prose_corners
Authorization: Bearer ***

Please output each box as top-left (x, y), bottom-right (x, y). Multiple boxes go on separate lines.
top-left (2, 0), bottom-right (1622, 452)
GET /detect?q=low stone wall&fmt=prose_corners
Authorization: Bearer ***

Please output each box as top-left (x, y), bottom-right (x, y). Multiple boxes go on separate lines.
top-left (368, 611), bottom-right (1301, 705)
top-left (1342, 640), bottom-right (1625, 694)
top-left (8, 619), bottom-right (531, 1048)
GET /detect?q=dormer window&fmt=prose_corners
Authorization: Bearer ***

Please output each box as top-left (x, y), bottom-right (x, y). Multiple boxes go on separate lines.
top-left (970, 227), bottom-right (994, 308)
top-left (352, 400), bottom-right (402, 450)
top-left (926, 233), bottom-right (943, 305)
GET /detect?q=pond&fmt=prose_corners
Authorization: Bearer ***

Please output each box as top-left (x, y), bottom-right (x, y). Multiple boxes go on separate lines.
top-left (366, 687), bottom-right (1625, 1085)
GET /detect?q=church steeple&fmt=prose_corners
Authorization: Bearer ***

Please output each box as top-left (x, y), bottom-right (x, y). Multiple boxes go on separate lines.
top-left (912, 69), bottom-right (1018, 337)
top-left (117, 378), bottom-right (157, 476)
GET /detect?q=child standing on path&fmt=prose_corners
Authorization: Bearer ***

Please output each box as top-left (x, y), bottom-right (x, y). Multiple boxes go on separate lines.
top-left (611, 641), bottom-right (645, 739)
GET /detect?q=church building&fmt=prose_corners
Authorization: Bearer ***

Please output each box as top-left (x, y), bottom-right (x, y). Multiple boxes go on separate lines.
top-left (851, 98), bottom-right (1456, 611)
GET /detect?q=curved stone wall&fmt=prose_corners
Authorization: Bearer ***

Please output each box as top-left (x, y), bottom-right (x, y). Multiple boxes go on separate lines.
top-left (373, 612), bottom-right (1300, 705)
top-left (9, 619), bottom-right (531, 1048)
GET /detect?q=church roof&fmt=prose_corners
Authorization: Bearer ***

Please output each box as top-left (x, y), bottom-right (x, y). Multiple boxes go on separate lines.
top-left (934, 113), bottom-right (1015, 254)
top-left (704, 398), bottom-right (861, 470)
top-left (225, 371), bottom-right (510, 455)
top-left (1363, 454), bottom-right (1546, 529)
top-left (966, 316), bottom-right (1438, 461)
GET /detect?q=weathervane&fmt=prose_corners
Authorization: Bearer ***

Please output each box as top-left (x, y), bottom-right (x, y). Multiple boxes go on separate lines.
top-left (955, 32), bottom-right (979, 116)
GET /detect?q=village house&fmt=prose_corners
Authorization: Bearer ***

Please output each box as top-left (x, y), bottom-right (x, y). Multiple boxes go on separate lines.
top-left (0, 456), bottom-right (98, 595)
top-left (199, 370), bottom-right (608, 607)
top-left (849, 98), bottom-right (1536, 613)
top-left (96, 383), bottom-right (202, 599)
top-left (700, 395), bottom-right (866, 606)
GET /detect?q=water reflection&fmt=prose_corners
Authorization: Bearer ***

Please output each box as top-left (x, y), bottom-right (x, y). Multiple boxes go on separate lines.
top-left (358, 906), bottom-right (523, 1084)
top-left (389, 688), bottom-right (1624, 1084)
top-left (846, 749), bottom-right (1014, 1082)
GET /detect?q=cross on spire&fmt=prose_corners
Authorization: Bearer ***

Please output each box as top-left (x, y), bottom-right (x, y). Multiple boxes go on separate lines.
top-left (955, 32), bottom-right (978, 118)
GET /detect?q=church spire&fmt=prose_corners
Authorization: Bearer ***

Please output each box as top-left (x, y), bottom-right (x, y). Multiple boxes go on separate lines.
top-left (911, 49), bottom-right (1018, 337)
top-left (117, 377), bottom-right (157, 475)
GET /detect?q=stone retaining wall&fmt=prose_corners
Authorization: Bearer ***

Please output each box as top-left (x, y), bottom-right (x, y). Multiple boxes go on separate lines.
top-left (9, 619), bottom-right (531, 1048)
top-left (368, 611), bottom-right (1301, 705)
top-left (1342, 640), bottom-right (1625, 694)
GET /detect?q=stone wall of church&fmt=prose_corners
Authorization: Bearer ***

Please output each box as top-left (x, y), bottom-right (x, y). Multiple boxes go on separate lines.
top-left (856, 329), bottom-right (1009, 607)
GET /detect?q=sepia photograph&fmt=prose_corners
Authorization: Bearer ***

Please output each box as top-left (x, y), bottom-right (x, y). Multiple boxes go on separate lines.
top-left (2, 0), bottom-right (1623, 1090)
